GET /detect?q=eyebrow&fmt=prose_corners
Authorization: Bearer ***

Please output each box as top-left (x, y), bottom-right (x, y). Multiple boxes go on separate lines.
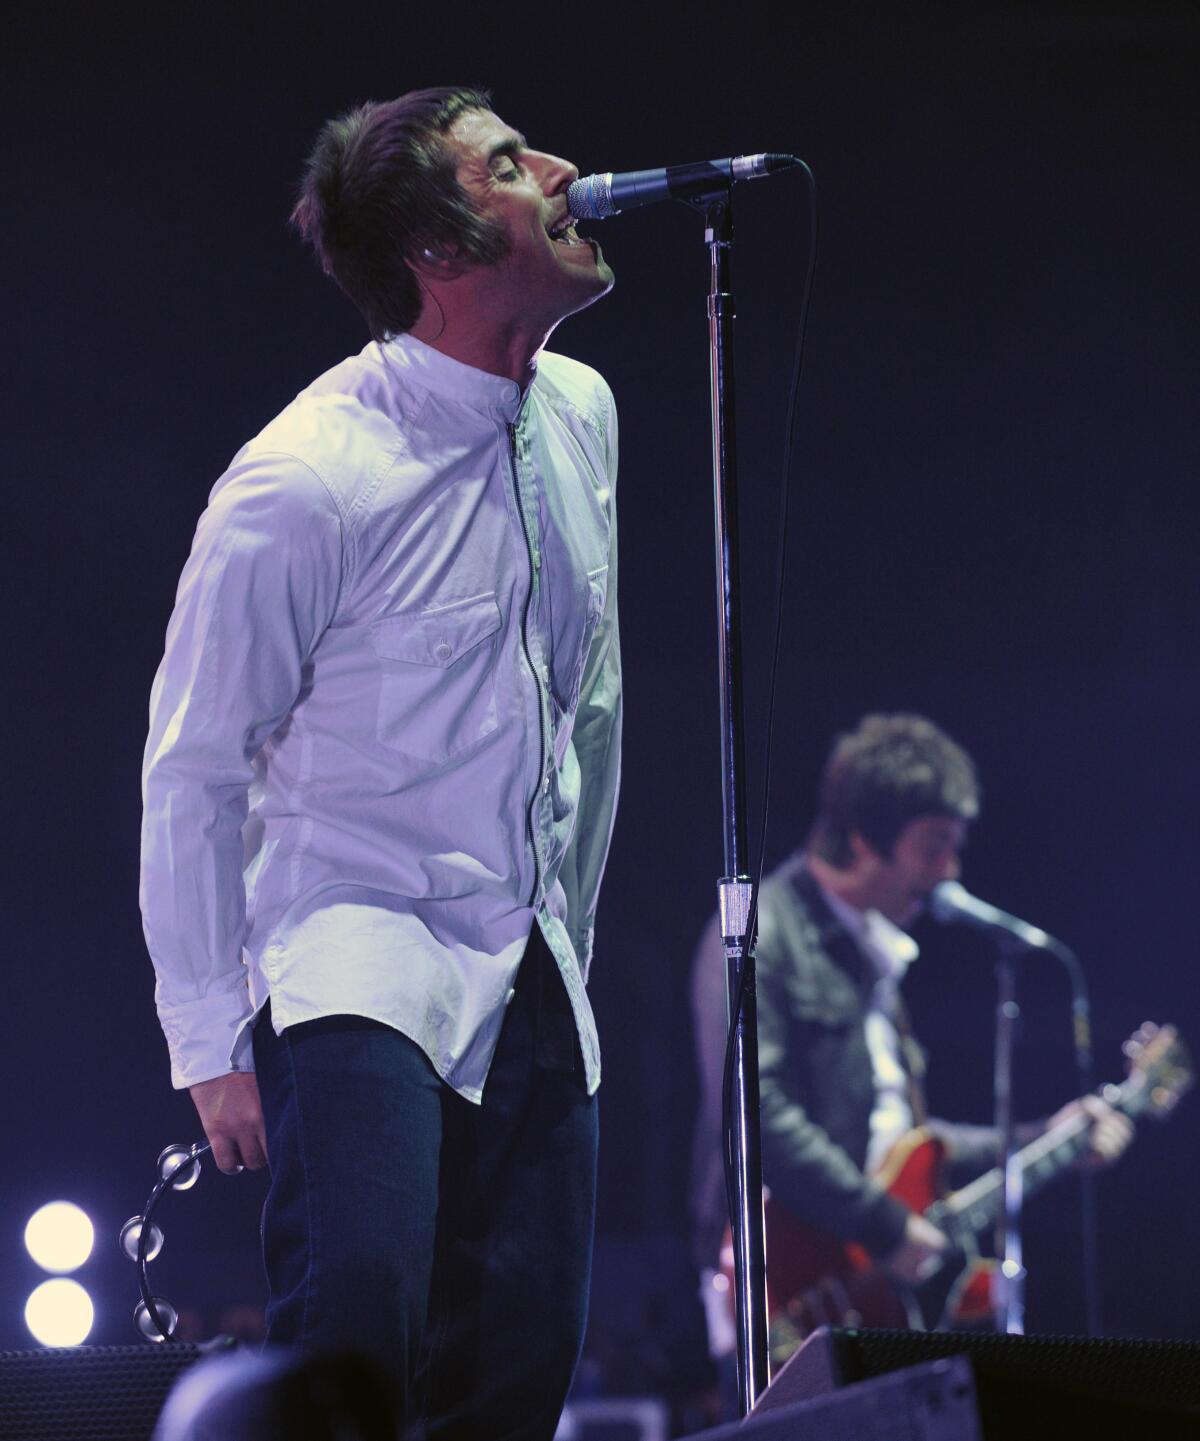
top-left (486, 131), bottom-right (528, 167)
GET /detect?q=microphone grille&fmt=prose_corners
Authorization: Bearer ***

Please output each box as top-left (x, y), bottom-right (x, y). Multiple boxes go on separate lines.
top-left (928, 880), bottom-right (968, 923)
top-left (567, 174), bottom-right (617, 221)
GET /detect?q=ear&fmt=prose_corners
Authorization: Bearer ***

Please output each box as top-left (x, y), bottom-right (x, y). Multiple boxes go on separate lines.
top-left (847, 831), bottom-right (883, 868)
top-left (408, 244), bottom-right (469, 283)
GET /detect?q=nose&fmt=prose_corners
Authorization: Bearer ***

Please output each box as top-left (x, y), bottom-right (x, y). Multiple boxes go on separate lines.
top-left (532, 148), bottom-right (579, 194)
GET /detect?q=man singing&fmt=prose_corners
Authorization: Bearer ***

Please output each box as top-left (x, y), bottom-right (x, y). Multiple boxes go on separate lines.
top-left (140, 87), bottom-right (620, 1438)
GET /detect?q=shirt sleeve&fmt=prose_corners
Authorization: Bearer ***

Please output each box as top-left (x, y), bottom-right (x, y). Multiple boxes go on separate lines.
top-left (140, 451), bottom-right (345, 1089)
top-left (559, 391), bottom-right (621, 982)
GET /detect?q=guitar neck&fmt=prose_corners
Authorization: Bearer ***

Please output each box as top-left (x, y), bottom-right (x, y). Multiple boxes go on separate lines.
top-left (936, 1078), bottom-right (1146, 1240)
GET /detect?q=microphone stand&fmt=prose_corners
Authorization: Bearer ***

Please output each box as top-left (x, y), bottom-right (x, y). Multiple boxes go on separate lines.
top-left (988, 927), bottom-right (1098, 1336)
top-left (993, 943), bottom-right (1025, 1333)
top-left (700, 189), bottom-right (770, 1414)
top-left (1061, 947), bottom-right (1101, 1337)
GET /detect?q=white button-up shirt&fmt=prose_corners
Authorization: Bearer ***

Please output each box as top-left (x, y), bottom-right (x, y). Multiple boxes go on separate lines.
top-left (140, 333), bottom-right (621, 1102)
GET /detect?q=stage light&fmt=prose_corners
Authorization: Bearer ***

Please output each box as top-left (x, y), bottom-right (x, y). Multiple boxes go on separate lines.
top-left (25, 1278), bottom-right (95, 1346)
top-left (24, 1201), bottom-right (95, 1274)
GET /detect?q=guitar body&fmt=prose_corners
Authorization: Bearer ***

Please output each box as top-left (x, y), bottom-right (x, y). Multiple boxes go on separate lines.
top-left (718, 1024), bottom-right (1191, 1368)
top-left (866, 1128), bottom-right (997, 1332)
top-left (752, 1204), bottom-right (913, 1339)
top-left (723, 1128), bottom-right (996, 1364)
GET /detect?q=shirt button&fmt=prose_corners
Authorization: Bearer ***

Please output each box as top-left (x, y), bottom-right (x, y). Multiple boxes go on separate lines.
top-left (542, 775), bottom-right (550, 795)
top-left (433, 641), bottom-right (453, 663)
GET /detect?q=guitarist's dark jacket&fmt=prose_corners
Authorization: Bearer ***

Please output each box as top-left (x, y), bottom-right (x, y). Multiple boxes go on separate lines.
top-left (690, 853), bottom-right (998, 1268)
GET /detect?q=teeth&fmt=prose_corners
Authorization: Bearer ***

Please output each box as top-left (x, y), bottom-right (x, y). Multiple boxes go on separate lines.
top-left (548, 214), bottom-right (580, 244)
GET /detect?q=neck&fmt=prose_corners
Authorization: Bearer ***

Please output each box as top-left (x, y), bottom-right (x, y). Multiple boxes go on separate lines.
top-left (806, 852), bottom-right (874, 914)
top-left (409, 291), bottom-right (556, 388)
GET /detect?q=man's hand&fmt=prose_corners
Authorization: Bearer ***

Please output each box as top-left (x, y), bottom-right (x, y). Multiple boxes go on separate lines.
top-left (1048, 1094), bottom-right (1135, 1171)
top-left (188, 1072), bottom-right (268, 1174)
top-left (884, 1212), bottom-right (951, 1286)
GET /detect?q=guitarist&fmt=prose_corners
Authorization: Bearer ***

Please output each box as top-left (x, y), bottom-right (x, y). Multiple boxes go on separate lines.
top-left (689, 714), bottom-right (1132, 1366)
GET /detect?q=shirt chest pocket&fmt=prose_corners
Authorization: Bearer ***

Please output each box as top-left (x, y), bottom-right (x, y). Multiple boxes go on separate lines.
top-left (369, 594), bottom-right (503, 764)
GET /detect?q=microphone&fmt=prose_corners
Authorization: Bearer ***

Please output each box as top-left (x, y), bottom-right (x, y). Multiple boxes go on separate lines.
top-left (928, 881), bottom-right (1062, 954)
top-left (567, 153), bottom-right (801, 221)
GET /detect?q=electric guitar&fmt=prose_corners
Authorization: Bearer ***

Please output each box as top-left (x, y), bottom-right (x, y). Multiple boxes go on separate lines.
top-left (720, 1023), bottom-right (1192, 1368)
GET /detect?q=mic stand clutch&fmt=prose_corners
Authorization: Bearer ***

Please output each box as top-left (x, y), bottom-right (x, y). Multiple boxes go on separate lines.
top-left (699, 188), bottom-right (770, 1414)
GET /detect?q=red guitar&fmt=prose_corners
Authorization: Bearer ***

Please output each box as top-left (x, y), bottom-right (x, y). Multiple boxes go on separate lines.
top-left (720, 1023), bottom-right (1192, 1368)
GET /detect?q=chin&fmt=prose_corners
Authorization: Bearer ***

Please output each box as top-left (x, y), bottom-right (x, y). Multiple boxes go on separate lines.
top-left (594, 242), bottom-right (615, 287)
top-left (566, 237), bottom-right (613, 292)
top-left (894, 900), bottom-right (922, 928)
top-left (576, 243), bottom-right (615, 293)
top-left (560, 269), bottom-right (615, 321)
top-left (905, 897), bottom-right (929, 926)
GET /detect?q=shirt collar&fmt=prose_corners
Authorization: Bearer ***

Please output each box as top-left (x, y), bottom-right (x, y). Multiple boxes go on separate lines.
top-left (816, 881), bottom-right (918, 984)
top-left (378, 332), bottom-right (527, 423)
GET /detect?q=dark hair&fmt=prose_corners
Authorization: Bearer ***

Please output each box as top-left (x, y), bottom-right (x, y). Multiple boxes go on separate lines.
top-left (807, 713), bottom-right (980, 867)
top-left (153, 1347), bottom-right (395, 1440)
top-left (290, 86), bottom-right (511, 338)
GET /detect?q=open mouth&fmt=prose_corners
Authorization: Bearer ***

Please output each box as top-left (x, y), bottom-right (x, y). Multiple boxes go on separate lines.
top-left (546, 213), bottom-right (588, 248)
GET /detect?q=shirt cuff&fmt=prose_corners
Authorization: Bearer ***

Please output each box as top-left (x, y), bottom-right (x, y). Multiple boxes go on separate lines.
top-left (157, 974), bottom-right (257, 1090)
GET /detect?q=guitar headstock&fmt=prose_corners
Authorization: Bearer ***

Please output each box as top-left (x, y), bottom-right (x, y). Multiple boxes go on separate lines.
top-left (1115, 1023), bottom-right (1194, 1120)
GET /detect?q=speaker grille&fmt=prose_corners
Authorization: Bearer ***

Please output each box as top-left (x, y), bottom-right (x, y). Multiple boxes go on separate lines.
top-left (830, 1327), bottom-right (1200, 1415)
top-left (0, 1343), bottom-right (203, 1441)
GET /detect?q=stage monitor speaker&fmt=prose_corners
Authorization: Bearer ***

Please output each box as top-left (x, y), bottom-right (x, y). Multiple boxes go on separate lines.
top-left (680, 1355), bottom-right (982, 1441)
top-left (758, 1326), bottom-right (1200, 1440)
top-left (0, 1342), bottom-right (206, 1441)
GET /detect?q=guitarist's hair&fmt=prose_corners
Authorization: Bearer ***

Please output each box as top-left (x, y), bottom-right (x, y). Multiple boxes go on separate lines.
top-left (809, 713), bottom-right (981, 867)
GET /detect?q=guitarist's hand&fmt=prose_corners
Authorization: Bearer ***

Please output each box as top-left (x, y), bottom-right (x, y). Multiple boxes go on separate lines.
top-left (884, 1212), bottom-right (951, 1286)
top-left (1049, 1094), bottom-right (1135, 1171)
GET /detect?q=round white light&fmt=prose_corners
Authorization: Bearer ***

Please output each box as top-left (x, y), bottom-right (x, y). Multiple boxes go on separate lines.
top-left (24, 1202), bottom-right (95, 1273)
top-left (25, 1278), bottom-right (95, 1346)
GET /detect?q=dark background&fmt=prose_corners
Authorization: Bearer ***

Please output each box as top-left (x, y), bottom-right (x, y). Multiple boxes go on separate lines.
top-left (4, 0), bottom-right (1197, 1420)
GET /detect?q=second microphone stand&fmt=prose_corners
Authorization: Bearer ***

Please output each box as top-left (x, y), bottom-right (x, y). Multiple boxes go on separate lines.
top-left (993, 944), bottom-right (1025, 1333)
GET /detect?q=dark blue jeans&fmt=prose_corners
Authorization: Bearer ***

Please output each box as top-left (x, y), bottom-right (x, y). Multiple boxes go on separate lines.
top-left (252, 927), bottom-right (598, 1440)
